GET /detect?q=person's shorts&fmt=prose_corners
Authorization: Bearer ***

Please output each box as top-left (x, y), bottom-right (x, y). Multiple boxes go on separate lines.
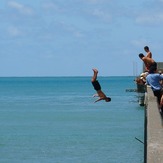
top-left (149, 62), bottom-right (157, 72)
top-left (92, 80), bottom-right (101, 91)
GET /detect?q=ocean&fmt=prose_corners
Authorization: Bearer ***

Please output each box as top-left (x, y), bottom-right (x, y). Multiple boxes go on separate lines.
top-left (0, 77), bottom-right (144, 163)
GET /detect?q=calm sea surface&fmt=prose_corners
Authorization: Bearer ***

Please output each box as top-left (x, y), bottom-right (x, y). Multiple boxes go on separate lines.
top-left (0, 77), bottom-right (144, 163)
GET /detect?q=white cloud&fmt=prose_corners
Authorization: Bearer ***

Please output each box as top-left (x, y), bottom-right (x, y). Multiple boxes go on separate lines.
top-left (131, 39), bottom-right (148, 48)
top-left (7, 26), bottom-right (22, 37)
top-left (86, 0), bottom-right (101, 3)
top-left (42, 2), bottom-right (59, 11)
top-left (83, 0), bottom-right (110, 4)
top-left (58, 21), bottom-right (85, 38)
top-left (43, 2), bottom-right (58, 9)
top-left (8, 1), bottom-right (34, 15)
top-left (91, 9), bottom-right (112, 22)
top-left (136, 12), bottom-right (163, 25)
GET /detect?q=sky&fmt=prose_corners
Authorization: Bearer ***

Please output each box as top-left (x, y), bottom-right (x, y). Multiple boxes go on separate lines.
top-left (0, 0), bottom-right (163, 76)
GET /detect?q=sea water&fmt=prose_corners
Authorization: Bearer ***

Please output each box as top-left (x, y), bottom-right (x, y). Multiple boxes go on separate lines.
top-left (0, 77), bottom-right (144, 163)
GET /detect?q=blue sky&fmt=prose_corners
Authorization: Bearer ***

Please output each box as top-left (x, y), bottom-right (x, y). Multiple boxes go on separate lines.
top-left (0, 0), bottom-right (163, 76)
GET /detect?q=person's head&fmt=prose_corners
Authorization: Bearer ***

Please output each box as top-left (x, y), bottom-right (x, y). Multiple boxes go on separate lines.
top-left (139, 53), bottom-right (144, 59)
top-left (105, 97), bottom-right (111, 102)
top-left (144, 46), bottom-right (149, 52)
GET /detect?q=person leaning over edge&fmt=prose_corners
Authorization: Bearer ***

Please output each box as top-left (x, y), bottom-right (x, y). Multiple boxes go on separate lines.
top-left (144, 46), bottom-right (152, 58)
top-left (146, 67), bottom-right (163, 112)
top-left (139, 53), bottom-right (157, 72)
top-left (91, 68), bottom-right (111, 103)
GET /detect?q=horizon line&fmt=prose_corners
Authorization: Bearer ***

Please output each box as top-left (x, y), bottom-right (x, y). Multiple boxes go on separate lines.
top-left (0, 75), bottom-right (137, 78)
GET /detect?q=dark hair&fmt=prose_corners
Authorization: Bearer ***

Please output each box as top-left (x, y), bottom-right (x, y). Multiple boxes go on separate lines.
top-left (144, 46), bottom-right (149, 50)
top-left (106, 97), bottom-right (111, 102)
top-left (139, 53), bottom-right (144, 58)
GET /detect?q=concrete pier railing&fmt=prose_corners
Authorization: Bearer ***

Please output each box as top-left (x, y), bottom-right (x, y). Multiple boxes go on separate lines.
top-left (145, 86), bottom-right (163, 163)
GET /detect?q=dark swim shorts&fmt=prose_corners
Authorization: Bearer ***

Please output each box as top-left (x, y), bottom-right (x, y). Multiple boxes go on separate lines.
top-left (92, 80), bottom-right (101, 91)
top-left (149, 62), bottom-right (157, 73)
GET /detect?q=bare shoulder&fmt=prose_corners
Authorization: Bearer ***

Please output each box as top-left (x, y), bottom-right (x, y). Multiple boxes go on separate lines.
top-left (146, 52), bottom-right (152, 58)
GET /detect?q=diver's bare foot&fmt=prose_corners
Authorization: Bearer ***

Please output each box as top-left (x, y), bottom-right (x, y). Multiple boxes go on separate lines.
top-left (92, 68), bottom-right (98, 73)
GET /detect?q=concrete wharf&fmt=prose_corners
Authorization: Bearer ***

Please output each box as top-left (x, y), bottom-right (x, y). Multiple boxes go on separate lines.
top-left (144, 86), bottom-right (163, 163)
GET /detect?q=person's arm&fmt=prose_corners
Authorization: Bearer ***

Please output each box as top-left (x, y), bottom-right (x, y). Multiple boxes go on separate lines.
top-left (146, 52), bottom-right (152, 58)
top-left (94, 98), bottom-right (103, 103)
top-left (94, 97), bottom-right (106, 103)
top-left (160, 95), bottom-right (163, 105)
